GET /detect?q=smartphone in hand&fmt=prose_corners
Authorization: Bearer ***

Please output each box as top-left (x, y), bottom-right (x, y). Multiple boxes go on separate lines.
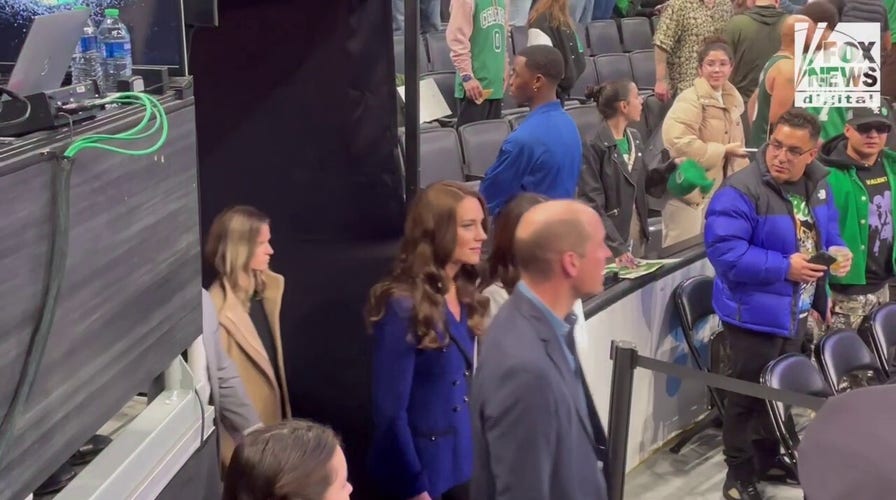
top-left (808, 251), bottom-right (838, 268)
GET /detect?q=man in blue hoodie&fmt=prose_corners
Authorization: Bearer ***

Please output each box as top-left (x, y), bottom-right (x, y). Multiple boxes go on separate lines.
top-left (705, 108), bottom-right (850, 500)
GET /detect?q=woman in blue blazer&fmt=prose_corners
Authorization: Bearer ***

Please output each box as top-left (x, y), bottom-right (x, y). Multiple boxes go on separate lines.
top-left (365, 181), bottom-right (489, 500)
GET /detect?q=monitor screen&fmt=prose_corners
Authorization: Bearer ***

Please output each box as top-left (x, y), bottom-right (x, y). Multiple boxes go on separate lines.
top-left (0, 0), bottom-right (187, 74)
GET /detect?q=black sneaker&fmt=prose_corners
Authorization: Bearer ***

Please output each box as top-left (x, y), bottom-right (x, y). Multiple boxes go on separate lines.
top-left (759, 455), bottom-right (799, 484)
top-left (722, 479), bottom-right (763, 500)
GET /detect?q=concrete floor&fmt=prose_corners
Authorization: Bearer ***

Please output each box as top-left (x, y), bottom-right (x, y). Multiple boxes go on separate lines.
top-left (625, 410), bottom-right (812, 500)
top-left (624, 428), bottom-right (804, 500)
top-left (48, 398), bottom-right (813, 500)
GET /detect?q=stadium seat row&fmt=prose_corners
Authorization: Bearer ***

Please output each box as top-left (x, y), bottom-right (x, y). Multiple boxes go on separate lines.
top-left (395, 17), bottom-right (658, 74)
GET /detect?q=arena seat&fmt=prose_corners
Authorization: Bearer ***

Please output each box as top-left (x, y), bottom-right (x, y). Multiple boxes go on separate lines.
top-left (620, 17), bottom-right (653, 52)
top-left (424, 31), bottom-right (453, 72)
top-left (629, 49), bottom-right (656, 90)
top-left (458, 119), bottom-right (511, 179)
top-left (570, 57), bottom-right (599, 102)
top-left (595, 53), bottom-right (634, 85)
top-left (400, 127), bottom-right (466, 186)
top-left (586, 20), bottom-right (623, 55)
top-left (393, 34), bottom-right (429, 74)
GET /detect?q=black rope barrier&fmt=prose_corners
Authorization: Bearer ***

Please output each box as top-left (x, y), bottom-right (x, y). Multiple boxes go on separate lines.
top-left (605, 340), bottom-right (826, 500)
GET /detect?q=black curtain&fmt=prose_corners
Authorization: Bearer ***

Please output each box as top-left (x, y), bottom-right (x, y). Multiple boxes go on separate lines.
top-left (190, 1), bottom-right (403, 497)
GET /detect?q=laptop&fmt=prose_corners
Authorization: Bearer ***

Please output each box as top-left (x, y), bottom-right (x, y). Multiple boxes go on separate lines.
top-left (6, 9), bottom-right (91, 97)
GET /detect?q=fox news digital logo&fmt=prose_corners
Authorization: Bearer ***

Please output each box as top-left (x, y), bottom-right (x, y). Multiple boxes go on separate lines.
top-left (795, 22), bottom-right (881, 108)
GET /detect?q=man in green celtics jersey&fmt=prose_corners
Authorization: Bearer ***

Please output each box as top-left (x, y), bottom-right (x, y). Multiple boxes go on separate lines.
top-left (447, 0), bottom-right (509, 128)
top-left (818, 107), bottom-right (895, 339)
top-left (748, 3), bottom-right (839, 147)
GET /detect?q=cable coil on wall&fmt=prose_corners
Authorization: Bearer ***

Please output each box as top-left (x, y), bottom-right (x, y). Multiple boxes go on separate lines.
top-left (0, 92), bottom-right (169, 464)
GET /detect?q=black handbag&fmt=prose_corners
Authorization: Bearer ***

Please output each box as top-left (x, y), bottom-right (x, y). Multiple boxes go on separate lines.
top-left (645, 149), bottom-right (676, 199)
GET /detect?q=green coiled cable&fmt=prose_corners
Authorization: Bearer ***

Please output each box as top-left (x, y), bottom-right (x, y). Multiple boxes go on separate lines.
top-left (64, 92), bottom-right (169, 158)
top-left (0, 92), bottom-right (170, 466)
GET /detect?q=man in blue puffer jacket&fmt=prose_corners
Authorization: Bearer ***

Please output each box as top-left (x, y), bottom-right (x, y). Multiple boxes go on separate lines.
top-left (704, 108), bottom-right (851, 500)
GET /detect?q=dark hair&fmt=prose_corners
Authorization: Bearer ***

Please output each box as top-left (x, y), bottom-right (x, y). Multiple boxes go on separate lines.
top-left (484, 193), bottom-right (549, 292)
top-left (824, 0), bottom-right (845, 15)
top-left (773, 108), bottom-right (822, 142)
top-left (516, 45), bottom-right (565, 84)
top-left (585, 81), bottom-right (636, 119)
top-left (799, 1), bottom-right (839, 28)
top-left (698, 36), bottom-right (733, 66)
top-left (223, 420), bottom-right (342, 500)
top-left (365, 181), bottom-right (489, 349)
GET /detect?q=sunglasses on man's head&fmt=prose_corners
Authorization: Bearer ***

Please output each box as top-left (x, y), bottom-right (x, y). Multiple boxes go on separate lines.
top-left (854, 123), bottom-right (892, 135)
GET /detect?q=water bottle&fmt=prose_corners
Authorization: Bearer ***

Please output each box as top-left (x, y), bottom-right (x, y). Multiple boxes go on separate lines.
top-left (97, 8), bottom-right (132, 93)
top-left (70, 6), bottom-right (104, 92)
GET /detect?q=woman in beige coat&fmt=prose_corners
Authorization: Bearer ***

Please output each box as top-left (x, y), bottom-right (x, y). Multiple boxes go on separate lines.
top-left (205, 206), bottom-right (291, 467)
top-left (661, 36), bottom-right (750, 246)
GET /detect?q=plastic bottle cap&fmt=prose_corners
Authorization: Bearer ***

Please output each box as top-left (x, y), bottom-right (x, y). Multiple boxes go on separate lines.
top-left (104, 8), bottom-right (119, 16)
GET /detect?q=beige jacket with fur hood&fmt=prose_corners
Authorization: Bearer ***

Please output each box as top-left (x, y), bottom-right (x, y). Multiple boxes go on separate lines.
top-left (660, 77), bottom-right (748, 245)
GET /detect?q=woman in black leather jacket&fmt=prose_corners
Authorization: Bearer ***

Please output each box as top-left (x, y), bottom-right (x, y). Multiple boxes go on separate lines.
top-left (578, 81), bottom-right (648, 268)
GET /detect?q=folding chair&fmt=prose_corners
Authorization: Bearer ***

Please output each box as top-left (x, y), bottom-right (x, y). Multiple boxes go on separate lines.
top-left (760, 353), bottom-right (832, 473)
top-left (859, 303), bottom-right (896, 377)
top-left (816, 328), bottom-right (887, 394)
top-left (668, 275), bottom-right (727, 454)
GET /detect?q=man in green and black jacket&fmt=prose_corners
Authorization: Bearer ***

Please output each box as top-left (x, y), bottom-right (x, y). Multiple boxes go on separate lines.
top-left (820, 107), bottom-right (895, 334)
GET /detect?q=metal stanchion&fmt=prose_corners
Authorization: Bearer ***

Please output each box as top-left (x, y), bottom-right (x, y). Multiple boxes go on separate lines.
top-left (602, 341), bottom-right (827, 500)
top-left (402, 0), bottom-right (420, 200)
top-left (607, 341), bottom-right (638, 500)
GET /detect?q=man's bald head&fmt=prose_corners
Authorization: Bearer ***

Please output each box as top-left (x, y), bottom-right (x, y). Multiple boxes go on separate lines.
top-left (514, 200), bottom-right (603, 282)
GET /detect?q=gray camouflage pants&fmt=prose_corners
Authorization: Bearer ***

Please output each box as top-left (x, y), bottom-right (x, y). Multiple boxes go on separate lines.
top-left (809, 286), bottom-right (890, 346)
top-left (830, 286), bottom-right (890, 330)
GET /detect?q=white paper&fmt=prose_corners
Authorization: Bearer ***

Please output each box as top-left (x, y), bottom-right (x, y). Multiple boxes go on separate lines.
top-left (397, 77), bottom-right (452, 124)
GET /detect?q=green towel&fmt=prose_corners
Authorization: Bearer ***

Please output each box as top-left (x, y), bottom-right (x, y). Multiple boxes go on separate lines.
top-left (666, 159), bottom-right (714, 198)
top-left (616, 0), bottom-right (631, 16)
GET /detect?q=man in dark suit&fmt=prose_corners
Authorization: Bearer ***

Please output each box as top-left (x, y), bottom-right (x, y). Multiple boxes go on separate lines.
top-left (471, 200), bottom-right (612, 500)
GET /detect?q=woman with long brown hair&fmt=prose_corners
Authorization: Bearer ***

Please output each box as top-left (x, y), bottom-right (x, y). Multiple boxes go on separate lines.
top-left (527, 0), bottom-right (586, 98)
top-left (366, 181), bottom-right (488, 500)
top-left (480, 192), bottom-right (586, 340)
top-left (205, 205), bottom-right (291, 467)
top-left (481, 192), bottom-right (548, 320)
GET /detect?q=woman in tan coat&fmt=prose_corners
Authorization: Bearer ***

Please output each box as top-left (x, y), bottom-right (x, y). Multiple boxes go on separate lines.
top-left (205, 205), bottom-right (291, 466)
top-left (661, 36), bottom-right (750, 246)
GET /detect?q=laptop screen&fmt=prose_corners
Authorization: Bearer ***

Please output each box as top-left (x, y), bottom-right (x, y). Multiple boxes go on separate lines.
top-left (0, 0), bottom-right (187, 75)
